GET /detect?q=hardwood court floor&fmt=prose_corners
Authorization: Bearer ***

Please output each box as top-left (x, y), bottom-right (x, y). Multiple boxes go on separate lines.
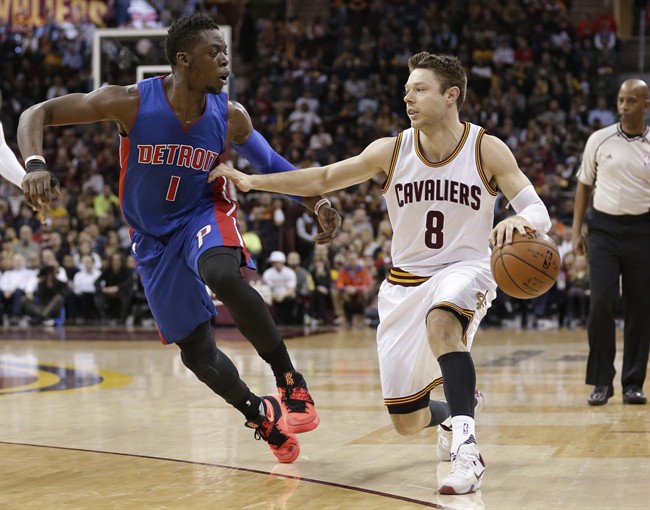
top-left (1, 324), bottom-right (648, 510)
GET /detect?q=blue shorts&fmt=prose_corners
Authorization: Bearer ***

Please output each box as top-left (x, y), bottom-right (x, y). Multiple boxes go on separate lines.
top-left (131, 206), bottom-right (255, 344)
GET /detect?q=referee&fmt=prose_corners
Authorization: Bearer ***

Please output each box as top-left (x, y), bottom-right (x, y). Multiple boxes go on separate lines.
top-left (572, 79), bottom-right (650, 406)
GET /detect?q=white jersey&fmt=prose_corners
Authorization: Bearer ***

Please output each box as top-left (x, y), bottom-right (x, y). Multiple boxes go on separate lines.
top-left (382, 123), bottom-right (498, 278)
top-left (577, 123), bottom-right (650, 216)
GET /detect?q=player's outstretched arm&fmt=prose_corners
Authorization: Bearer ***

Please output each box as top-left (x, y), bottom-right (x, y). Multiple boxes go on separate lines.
top-left (227, 101), bottom-right (347, 243)
top-left (18, 86), bottom-right (136, 213)
top-left (213, 137), bottom-right (394, 197)
top-left (482, 134), bottom-right (551, 247)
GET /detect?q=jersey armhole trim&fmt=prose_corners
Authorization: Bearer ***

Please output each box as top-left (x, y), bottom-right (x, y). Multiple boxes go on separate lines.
top-left (382, 132), bottom-right (403, 194)
top-left (475, 128), bottom-right (499, 196)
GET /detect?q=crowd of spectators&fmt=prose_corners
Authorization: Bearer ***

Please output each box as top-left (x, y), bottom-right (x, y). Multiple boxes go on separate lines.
top-left (0, 0), bottom-right (623, 329)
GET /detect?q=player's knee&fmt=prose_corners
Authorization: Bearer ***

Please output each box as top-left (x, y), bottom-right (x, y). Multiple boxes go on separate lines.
top-left (389, 413), bottom-right (423, 436)
top-left (177, 320), bottom-right (216, 366)
top-left (199, 253), bottom-right (247, 302)
top-left (387, 398), bottom-right (429, 435)
top-left (426, 308), bottom-right (466, 356)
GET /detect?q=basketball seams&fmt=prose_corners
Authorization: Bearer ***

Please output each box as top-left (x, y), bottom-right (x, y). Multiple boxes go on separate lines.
top-left (494, 256), bottom-right (537, 297)
top-left (498, 252), bottom-right (559, 278)
top-left (490, 230), bottom-right (560, 299)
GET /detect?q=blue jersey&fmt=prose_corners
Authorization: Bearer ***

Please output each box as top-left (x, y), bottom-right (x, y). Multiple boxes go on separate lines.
top-left (122, 77), bottom-right (254, 343)
top-left (119, 76), bottom-right (229, 237)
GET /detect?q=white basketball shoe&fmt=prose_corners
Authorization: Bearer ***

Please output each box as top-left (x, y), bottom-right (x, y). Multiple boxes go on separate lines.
top-left (437, 389), bottom-right (484, 461)
top-left (438, 437), bottom-right (485, 495)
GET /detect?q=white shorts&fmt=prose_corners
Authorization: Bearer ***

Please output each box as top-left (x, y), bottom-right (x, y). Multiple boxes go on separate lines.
top-left (376, 259), bottom-right (496, 408)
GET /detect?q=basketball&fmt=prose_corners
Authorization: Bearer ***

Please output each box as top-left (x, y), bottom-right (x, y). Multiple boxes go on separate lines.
top-left (490, 230), bottom-right (561, 299)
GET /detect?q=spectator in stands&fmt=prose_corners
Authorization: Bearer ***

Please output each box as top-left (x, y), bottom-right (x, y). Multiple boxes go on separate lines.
top-left (262, 251), bottom-right (297, 326)
top-left (565, 253), bottom-right (590, 328)
top-left (287, 102), bottom-right (322, 135)
top-left (0, 253), bottom-right (38, 325)
top-left (335, 249), bottom-right (374, 327)
top-left (93, 184), bottom-right (120, 217)
top-left (21, 265), bottom-right (67, 326)
top-left (71, 254), bottom-right (101, 323)
top-left (14, 225), bottom-right (40, 260)
top-left (587, 96), bottom-right (617, 127)
top-left (295, 209), bottom-right (318, 264)
top-left (94, 251), bottom-right (132, 324)
top-left (72, 239), bottom-right (102, 272)
top-left (287, 251), bottom-right (312, 325)
top-left (41, 248), bottom-right (68, 283)
top-left (593, 21), bottom-right (616, 52)
top-left (309, 258), bottom-right (332, 326)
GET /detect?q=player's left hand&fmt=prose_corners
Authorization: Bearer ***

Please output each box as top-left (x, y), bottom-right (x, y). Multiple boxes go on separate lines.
top-left (314, 203), bottom-right (342, 245)
top-left (210, 163), bottom-right (252, 191)
top-left (490, 215), bottom-right (534, 248)
top-left (23, 170), bottom-right (62, 218)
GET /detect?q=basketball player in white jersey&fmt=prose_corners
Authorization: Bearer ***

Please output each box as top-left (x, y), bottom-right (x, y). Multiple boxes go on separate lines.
top-left (213, 52), bottom-right (551, 495)
top-left (0, 90), bottom-right (27, 189)
top-left (0, 90), bottom-right (59, 209)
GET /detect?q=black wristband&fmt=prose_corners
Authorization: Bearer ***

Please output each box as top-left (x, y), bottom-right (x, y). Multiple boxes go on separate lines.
top-left (25, 159), bottom-right (48, 173)
top-left (25, 159), bottom-right (59, 188)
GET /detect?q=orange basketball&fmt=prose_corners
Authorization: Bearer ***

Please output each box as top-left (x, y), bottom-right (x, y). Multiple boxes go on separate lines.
top-left (490, 230), bottom-right (561, 299)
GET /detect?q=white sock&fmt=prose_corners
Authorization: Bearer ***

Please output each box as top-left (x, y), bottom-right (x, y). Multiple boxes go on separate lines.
top-left (259, 400), bottom-right (266, 416)
top-left (450, 415), bottom-right (476, 453)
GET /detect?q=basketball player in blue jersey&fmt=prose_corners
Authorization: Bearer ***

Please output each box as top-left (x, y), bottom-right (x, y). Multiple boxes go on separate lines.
top-left (17, 14), bottom-right (342, 464)
top-left (215, 52), bottom-right (552, 494)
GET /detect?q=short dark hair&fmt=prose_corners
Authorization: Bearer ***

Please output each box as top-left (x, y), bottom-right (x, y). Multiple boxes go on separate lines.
top-left (165, 14), bottom-right (220, 67)
top-left (408, 52), bottom-right (467, 111)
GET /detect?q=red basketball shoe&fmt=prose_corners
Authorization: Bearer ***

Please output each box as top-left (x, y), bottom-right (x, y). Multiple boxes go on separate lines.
top-left (245, 395), bottom-right (300, 463)
top-left (277, 372), bottom-right (320, 434)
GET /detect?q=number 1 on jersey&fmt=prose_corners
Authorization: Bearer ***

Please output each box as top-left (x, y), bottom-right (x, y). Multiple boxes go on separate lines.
top-left (166, 175), bottom-right (181, 201)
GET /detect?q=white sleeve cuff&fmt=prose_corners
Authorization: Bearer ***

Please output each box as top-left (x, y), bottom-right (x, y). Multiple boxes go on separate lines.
top-left (509, 185), bottom-right (552, 233)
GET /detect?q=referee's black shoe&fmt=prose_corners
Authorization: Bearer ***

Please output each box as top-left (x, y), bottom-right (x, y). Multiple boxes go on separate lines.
top-left (623, 389), bottom-right (647, 405)
top-left (587, 385), bottom-right (613, 406)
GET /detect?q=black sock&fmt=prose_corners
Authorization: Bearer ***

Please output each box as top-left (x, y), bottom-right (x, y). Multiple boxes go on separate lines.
top-left (233, 392), bottom-right (264, 421)
top-left (258, 341), bottom-right (295, 379)
top-left (438, 352), bottom-right (476, 417)
top-left (426, 400), bottom-right (451, 427)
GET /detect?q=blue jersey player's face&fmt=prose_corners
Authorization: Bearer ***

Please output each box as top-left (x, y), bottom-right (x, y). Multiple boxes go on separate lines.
top-left (189, 29), bottom-right (230, 94)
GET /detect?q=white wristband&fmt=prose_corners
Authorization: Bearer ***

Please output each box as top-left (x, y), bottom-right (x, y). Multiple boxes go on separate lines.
top-left (314, 198), bottom-right (331, 215)
top-left (25, 155), bottom-right (46, 165)
top-left (509, 185), bottom-right (552, 233)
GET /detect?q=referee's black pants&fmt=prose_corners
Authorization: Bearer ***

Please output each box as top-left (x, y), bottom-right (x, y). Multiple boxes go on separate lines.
top-left (585, 210), bottom-right (650, 392)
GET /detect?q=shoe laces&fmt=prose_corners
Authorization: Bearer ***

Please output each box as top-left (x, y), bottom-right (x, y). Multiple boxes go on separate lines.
top-left (245, 403), bottom-right (288, 448)
top-left (449, 439), bottom-right (482, 475)
top-left (280, 382), bottom-right (314, 414)
top-left (449, 450), bottom-right (480, 475)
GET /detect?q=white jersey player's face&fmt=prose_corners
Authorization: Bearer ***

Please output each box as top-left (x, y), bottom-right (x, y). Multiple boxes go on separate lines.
top-left (403, 69), bottom-right (448, 130)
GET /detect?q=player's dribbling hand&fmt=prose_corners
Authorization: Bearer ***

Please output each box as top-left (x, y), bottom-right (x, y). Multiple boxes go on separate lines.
top-left (490, 215), bottom-right (534, 248)
top-left (22, 171), bottom-right (62, 219)
top-left (210, 162), bottom-right (252, 191)
top-left (314, 203), bottom-right (342, 245)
